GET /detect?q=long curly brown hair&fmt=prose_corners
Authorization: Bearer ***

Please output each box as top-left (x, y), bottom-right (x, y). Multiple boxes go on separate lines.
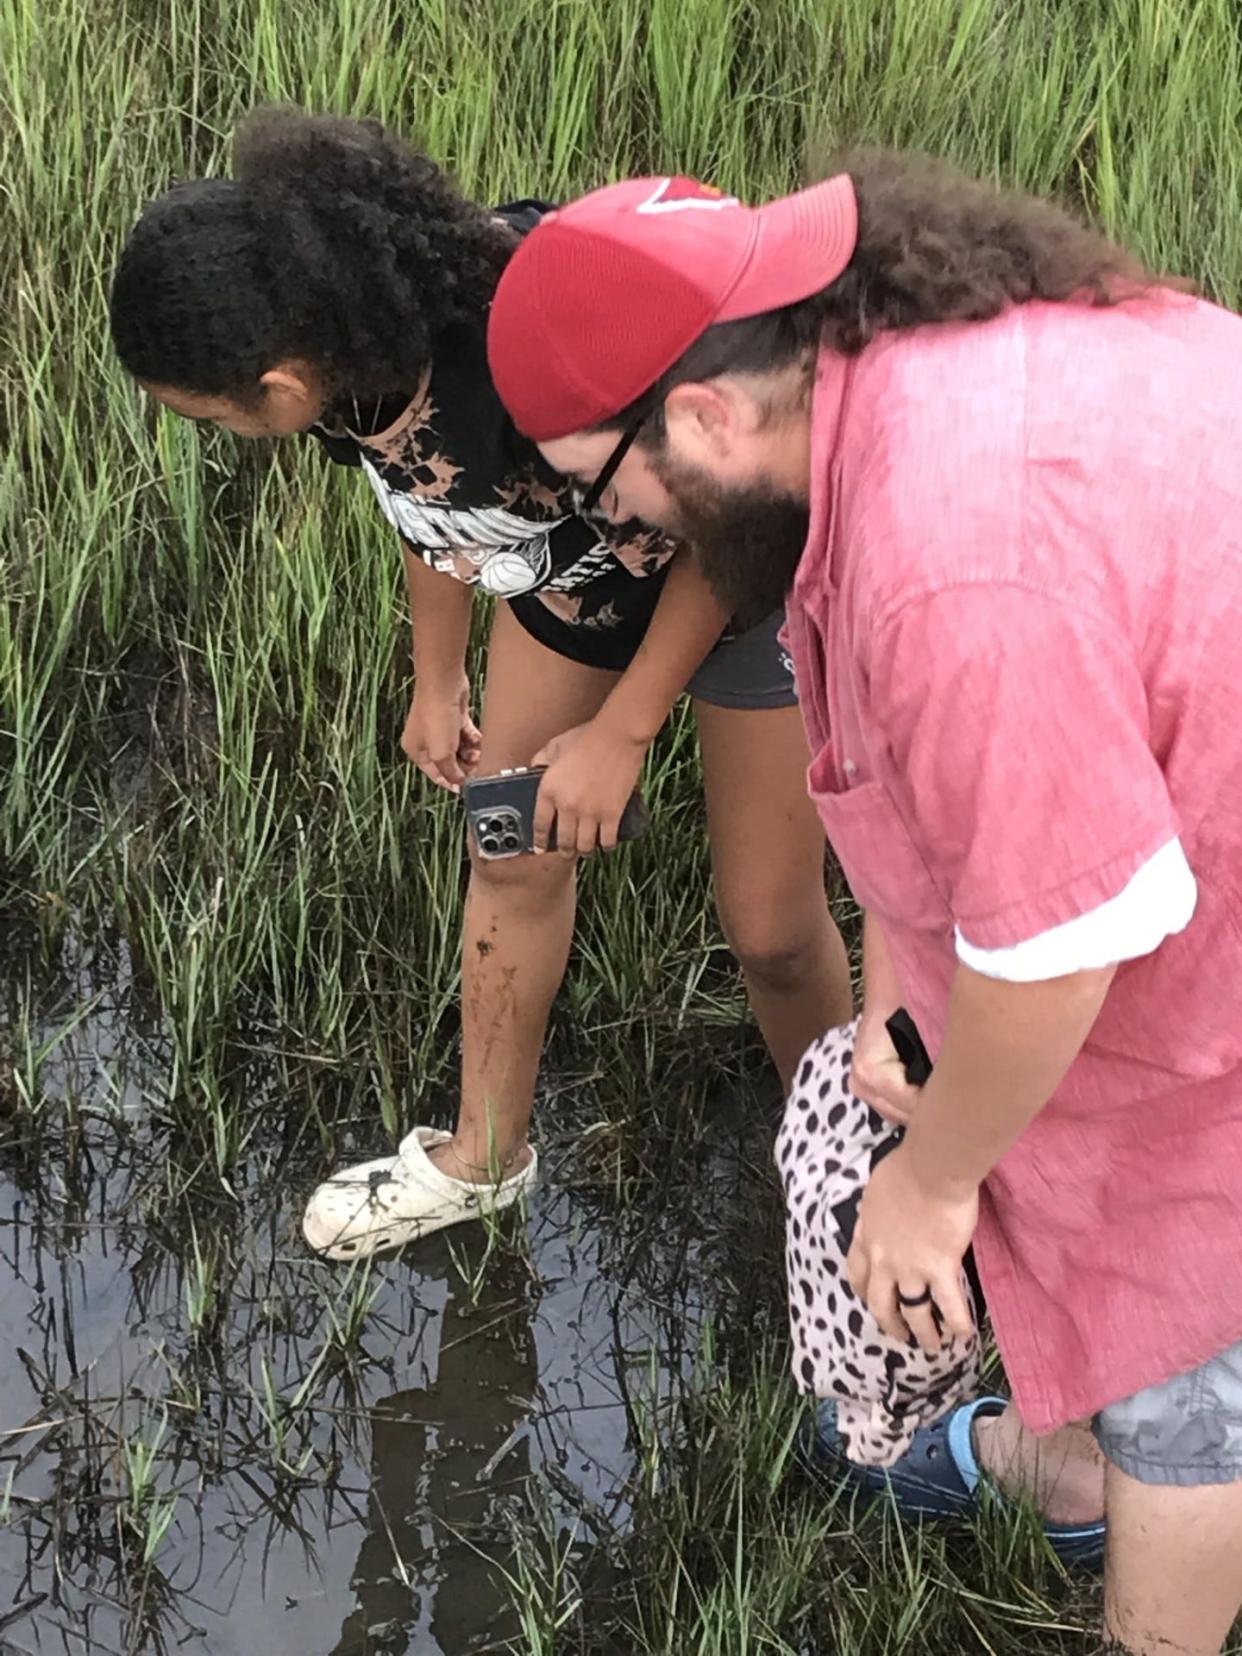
top-left (110, 107), bottom-right (517, 401)
top-left (605, 147), bottom-right (1180, 434)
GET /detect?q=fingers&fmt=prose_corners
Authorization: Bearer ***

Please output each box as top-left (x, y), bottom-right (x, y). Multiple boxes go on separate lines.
top-left (863, 1265), bottom-right (912, 1345)
top-left (850, 1269), bottom-right (972, 1355)
top-left (850, 1051), bottom-right (920, 1125)
top-left (896, 1290), bottom-right (943, 1355)
top-left (576, 814), bottom-right (602, 857)
top-left (854, 1263), bottom-right (939, 1352)
top-left (549, 793), bottom-right (604, 859)
top-left (533, 780), bottom-right (595, 859)
top-left (892, 1274), bottom-right (973, 1355)
top-left (547, 796), bottom-right (609, 858)
top-left (418, 757), bottom-right (462, 793)
top-left (847, 1241), bottom-right (970, 1355)
top-left (532, 781), bottom-right (557, 853)
top-left (402, 699), bottom-right (480, 787)
top-left (553, 806), bottom-right (579, 860)
top-left (865, 1096), bottom-right (914, 1127)
top-left (437, 752), bottom-right (467, 788)
top-left (928, 1269), bottom-right (975, 1343)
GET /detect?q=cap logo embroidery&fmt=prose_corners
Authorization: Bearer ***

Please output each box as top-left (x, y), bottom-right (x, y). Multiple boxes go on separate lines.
top-left (635, 178), bottom-right (741, 214)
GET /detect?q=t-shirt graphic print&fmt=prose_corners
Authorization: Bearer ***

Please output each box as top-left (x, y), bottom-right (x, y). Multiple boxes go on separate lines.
top-left (306, 199), bottom-right (679, 668)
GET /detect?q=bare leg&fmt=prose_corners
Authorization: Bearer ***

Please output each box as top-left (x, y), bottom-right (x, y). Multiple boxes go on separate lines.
top-left (428, 604), bottom-right (617, 1181)
top-left (695, 700), bottom-right (853, 1090)
top-left (973, 1404), bottom-right (1106, 1525)
top-left (1104, 1464), bottom-right (1242, 1654)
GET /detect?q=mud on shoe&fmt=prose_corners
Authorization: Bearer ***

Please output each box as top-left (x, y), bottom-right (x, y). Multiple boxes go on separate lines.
top-left (301, 1127), bottom-right (538, 1261)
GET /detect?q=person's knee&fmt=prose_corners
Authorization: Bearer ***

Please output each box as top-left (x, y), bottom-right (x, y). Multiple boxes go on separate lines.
top-left (717, 899), bottom-right (815, 990)
top-left (468, 841), bottom-right (576, 899)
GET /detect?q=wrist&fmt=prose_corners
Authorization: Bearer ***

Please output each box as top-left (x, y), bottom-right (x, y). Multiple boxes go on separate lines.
top-left (859, 992), bottom-right (901, 1031)
top-left (902, 1113), bottom-right (984, 1202)
top-left (413, 660), bottom-right (467, 695)
top-left (593, 690), bottom-right (664, 749)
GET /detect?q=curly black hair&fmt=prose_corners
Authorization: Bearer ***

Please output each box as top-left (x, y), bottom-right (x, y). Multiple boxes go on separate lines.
top-left (110, 107), bottom-right (518, 402)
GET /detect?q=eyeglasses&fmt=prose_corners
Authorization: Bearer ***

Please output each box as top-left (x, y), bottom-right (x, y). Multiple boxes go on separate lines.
top-left (571, 408), bottom-right (649, 520)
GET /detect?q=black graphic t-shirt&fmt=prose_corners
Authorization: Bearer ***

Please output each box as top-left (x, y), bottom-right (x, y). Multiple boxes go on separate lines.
top-left (307, 201), bottom-right (679, 671)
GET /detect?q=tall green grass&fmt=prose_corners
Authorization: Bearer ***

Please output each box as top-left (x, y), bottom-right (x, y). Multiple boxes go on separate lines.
top-left (4, 0), bottom-right (1240, 1144)
top-left (3, 1), bottom-right (1242, 1648)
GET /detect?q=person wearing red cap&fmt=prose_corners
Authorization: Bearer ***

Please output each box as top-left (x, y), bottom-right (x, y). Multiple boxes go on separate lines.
top-left (487, 152), bottom-right (1242, 1655)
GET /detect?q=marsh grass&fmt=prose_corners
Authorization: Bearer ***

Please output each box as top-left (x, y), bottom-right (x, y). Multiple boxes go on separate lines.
top-left (3, 0), bottom-right (1242, 1649)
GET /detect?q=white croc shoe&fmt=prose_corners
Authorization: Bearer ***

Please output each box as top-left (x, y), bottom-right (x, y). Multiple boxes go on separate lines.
top-left (301, 1127), bottom-right (538, 1261)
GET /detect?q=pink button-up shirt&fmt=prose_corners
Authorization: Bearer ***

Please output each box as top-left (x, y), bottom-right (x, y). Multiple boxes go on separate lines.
top-left (785, 291), bottom-right (1242, 1432)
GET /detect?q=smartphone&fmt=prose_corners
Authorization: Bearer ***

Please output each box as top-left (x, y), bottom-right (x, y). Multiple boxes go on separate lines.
top-left (461, 766), bottom-right (649, 858)
top-left (884, 1007), bottom-right (933, 1086)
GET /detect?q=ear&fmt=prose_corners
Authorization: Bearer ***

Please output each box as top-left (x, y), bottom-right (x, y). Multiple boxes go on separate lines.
top-left (256, 360), bottom-right (328, 432)
top-left (663, 380), bottom-right (742, 460)
top-left (258, 360), bottom-right (319, 403)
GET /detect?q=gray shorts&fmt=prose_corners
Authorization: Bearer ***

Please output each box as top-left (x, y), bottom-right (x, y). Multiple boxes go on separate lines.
top-left (686, 607), bottom-right (797, 711)
top-left (1093, 1337), bottom-right (1242, 1486)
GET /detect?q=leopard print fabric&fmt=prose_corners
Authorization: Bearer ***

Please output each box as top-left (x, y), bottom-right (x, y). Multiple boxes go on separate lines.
top-left (776, 1019), bottom-right (982, 1468)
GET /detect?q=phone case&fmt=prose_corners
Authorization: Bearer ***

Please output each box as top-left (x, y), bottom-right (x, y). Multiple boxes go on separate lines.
top-left (884, 1007), bottom-right (933, 1086)
top-left (462, 766), bottom-right (649, 858)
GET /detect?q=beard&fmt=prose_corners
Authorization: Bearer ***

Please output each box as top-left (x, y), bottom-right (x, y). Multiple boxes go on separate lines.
top-left (650, 451), bottom-right (810, 631)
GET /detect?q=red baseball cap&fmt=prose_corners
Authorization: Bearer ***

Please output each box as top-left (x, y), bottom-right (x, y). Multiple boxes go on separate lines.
top-left (487, 173), bottom-right (857, 441)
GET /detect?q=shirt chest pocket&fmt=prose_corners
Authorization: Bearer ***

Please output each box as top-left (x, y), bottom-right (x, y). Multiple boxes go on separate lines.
top-left (808, 747), bottom-right (952, 934)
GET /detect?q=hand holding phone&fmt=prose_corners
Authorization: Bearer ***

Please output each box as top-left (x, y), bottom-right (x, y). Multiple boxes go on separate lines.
top-left (462, 766), bottom-right (649, 858)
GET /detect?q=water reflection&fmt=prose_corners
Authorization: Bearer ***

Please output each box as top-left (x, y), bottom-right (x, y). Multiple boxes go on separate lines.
top-left (0, 932), bottom-right (737, 1654)
top-left (328, 1251), bottom-right (538, 1653)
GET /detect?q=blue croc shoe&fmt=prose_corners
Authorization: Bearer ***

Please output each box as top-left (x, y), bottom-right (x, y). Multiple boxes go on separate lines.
top-left (801, 1394), bottom-right (1106, 1569)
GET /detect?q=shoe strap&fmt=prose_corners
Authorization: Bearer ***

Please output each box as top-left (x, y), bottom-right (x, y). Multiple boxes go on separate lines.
top-left (946, 1394), bottom-right (1009, 1496)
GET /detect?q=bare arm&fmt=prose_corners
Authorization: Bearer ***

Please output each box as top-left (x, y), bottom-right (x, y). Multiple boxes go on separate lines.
top-left (403, 544), bottom-right (474, 686)
top-left (532, 553), bottom-right (731, 854)
top-left (847, 960), bottom-right (1115, 1348)
top-left (593, 552), bottom-right (730, 743)
top-left (400, 546), bottom-right (482, 790)
top-left (902, 961), bottom-right (1116, 1197)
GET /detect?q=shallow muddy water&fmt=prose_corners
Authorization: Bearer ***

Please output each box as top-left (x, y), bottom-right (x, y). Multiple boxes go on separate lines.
top-left (0, 928), bottom-right (780, 1655)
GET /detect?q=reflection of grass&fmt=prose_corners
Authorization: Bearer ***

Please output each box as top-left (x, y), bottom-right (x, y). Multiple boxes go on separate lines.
top-left (0, 1133), bottom-right (411, 1652)
top-left (2, 0), bottom-right (1241, 1650)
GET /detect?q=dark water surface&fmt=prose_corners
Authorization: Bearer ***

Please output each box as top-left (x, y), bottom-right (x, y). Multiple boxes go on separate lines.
top-left (0, 927), bottom-right (777, 1655)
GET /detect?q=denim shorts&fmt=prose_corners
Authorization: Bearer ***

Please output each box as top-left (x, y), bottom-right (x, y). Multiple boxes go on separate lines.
top-left (1094, 1337), bottom-right (1242, 1486)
